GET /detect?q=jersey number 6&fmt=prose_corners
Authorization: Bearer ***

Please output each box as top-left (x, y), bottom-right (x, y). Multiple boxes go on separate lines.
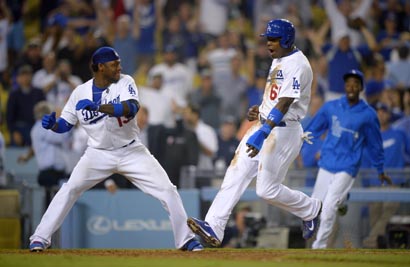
top-left (269, 83), bottom-right (280, 100)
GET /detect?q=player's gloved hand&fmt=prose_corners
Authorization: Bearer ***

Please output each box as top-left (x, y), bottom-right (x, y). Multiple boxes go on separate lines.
top-left (76, 99), bottom-right (99, 111)
top-left (246, 124), bottom-right (271, 158)
top-left (42, 112), bottom-right (56, 129)
top-left (301, 131), bottom-right (313, 145)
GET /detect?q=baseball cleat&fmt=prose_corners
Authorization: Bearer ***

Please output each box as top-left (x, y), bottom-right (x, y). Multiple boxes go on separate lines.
top-left (181, 238), bottom-right (204, 251)
top-left (337, 193), bottom-right (350, 216)
top-left (29, 241), bottom-right (45, 252)
top-left (187, 217), bottom-right (221, 247)
top-left (302, 201), bottom-right (322, 240)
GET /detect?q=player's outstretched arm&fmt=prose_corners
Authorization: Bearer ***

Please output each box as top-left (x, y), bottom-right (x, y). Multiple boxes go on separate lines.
top-left (42, 112), bottom-right (74, 133)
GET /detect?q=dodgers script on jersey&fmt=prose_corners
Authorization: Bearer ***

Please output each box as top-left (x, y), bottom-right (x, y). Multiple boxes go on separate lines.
top-left (61, 74), bottom-right (141, 150)
top-left (259, 50), bottom-right (313, 122)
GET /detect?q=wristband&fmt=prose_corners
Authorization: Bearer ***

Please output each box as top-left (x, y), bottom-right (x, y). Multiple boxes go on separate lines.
top-left (112, 103), bottom-right (124, 117)
top-left (54, 118), bottom-right (74, 133)
top-left (259, 123), bottom-right (273, 136)
top-left (125, 100), bottom-right (138, 117)
top-left (267, 108), bottom-right (284, 125)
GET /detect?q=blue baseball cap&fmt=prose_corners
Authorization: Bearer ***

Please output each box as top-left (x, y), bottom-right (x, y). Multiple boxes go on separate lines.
top-left (343, 69), bottom-right (364, 87)
top-left (91, 46), bottom-right (120, 64)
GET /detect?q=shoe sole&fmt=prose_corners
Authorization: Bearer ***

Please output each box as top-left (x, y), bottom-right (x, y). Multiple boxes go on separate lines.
top-left (187, 218), bottom-right (221, 247)
top-left (30, 247), bottom-right (44, 252)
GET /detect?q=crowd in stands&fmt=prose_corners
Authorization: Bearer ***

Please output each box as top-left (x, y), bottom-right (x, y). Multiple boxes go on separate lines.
top-left (0, 0), bottom-right (410, 189)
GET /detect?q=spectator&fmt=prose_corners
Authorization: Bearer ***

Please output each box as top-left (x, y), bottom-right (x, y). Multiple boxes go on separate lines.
top-left (112, 14), bottom-right (138, 76)
top-left (375, 13), bottom-right (401, 62)
top-left (178, 2), bottom-right (203, 71)
top-left (381, 87), bottom-right (404, 123)
top-left (134, 0), bottom-right (163, 70)
top-left (162, 14), bottom-right (187, 63)
top-left (361, 102), bottom-right (410, 248)
top-left (57, 27), bottom-right (109, 82)
top-left (204, 32), bottom-right (238, 104)
top-left (243, 70), bottom-right (265, 114)
top-left (139, 71), bottom-right (175, 128)
top-left (6, 0), bottom-right (25, 64)
top-left (188, 69), bottom-right (222, 130)
top-left (215, 116), bottom-right (239, 170)
top-left (32, 52), bottom-right (58, 95)
top-left (393, 89), bottom-right (410, 164)
top-left (13, 38), bottom-right (43, 78)
top-left (46, 59), bottom-right (82, 113)
top-left (148, 44), bottom-right (193, 107)
top-left (41, 13), bottom-right (67, 56)
top-left (223, 53), bottom-right (248, 121)
top-left (386, 45), bottom-right (410, 90)
top-left (18, 101), bottom-right (70, 208)
top-left (183, 103), bottom-right (218, 172)
top-left (364, 53), bottom-right (390, 106)
top-left (160, 117), bottom-right (200, 188)
top-left (324, 0), bottom-right (372, 48)
top-left (6, 65), bottom-right (46, 146)
top-left (320, 25), bottom-right (376, 101)
top-left (198, 0), bottom-right (229, 40)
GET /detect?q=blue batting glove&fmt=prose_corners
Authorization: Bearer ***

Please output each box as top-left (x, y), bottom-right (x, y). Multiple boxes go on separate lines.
top-left (246, 129), bottom-right (268, 152)
top-left (42, 112), bottom-right (56, 129)
top-left (76, 99), bottom-right (99, 111)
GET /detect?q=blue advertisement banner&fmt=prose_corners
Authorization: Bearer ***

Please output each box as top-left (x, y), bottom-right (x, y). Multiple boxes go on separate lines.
top-left (61, 189), bottom-right (200, 249)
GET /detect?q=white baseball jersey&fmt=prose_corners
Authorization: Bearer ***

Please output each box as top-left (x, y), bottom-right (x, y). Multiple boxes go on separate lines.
top-left (61, 74), bottom-right (141, 150)
top-left (259, 49), bottom-right (313, 122)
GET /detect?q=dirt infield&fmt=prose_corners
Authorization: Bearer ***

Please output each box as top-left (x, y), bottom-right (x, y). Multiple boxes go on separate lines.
top-left (2, 248), bottom-right (410, 267)
top-left (2, 248), bottom-right (410, 261)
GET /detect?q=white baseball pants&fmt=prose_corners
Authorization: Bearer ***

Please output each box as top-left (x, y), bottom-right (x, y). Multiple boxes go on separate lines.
top-left (205, 121), bottom-right (322, 241)
top-left (30, 144), bottom-right (195, 249)
top-left (311, 168), bottom-right (354, 249)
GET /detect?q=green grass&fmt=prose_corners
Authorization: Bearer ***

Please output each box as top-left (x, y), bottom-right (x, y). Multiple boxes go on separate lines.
top-left (1, 249), bottom-right (409, 267)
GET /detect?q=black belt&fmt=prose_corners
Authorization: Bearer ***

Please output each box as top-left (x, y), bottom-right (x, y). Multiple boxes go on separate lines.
top-left (122, 139), bottom-right (135, 148)
top-left (259, 117), bottom-right (286, 127)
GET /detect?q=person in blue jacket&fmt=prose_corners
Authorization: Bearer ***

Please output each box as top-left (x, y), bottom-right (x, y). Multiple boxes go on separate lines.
top-left (304, 69), bottom-right (392, 249)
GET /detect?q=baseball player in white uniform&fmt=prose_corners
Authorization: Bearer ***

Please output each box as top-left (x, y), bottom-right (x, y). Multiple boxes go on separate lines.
top-left (29, 46), bottom-right (203, 252)
top-left (187, 19), bottom-right (322, 247)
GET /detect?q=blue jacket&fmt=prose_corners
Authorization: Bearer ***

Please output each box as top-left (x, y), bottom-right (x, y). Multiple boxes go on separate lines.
top-left (305, 96), bottom-right (384, 177)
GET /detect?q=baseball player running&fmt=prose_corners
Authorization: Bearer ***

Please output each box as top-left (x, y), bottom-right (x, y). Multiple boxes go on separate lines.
top-left (29, 47), bottom-right (203, 252)
top-left (187, 19), bottom-right (322, 247)
top-left (305, 69), bottom-right (392, 249)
